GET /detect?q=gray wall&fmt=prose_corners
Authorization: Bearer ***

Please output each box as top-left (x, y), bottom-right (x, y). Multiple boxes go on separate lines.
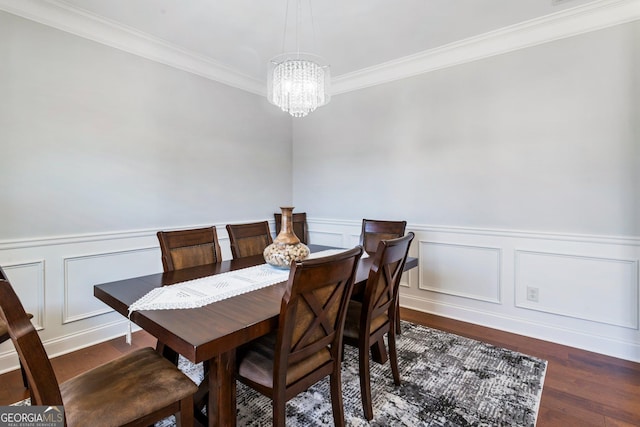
top-left (0, 11), bottom-right (292, 240)
top-left (0, 9), bottom-right (638, 363)
top-left (293, 22), bottom-right (639, 237)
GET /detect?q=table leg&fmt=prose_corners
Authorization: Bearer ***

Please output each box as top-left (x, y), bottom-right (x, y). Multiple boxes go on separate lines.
top-left (207, 350), bottom-right (237, 427)
top-left (371, 337), bottom-right (388, 364)
top-left (157, 341), bottom-right (180, 365)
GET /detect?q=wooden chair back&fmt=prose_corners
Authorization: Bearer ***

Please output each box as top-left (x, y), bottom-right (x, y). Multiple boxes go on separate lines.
top-left (362, 232), bottom-right (414, 330)
top-left (276, 247), bottom-right (362, 386)
top-left (274, 212), bottom-right (309, 245)
top-left (226, 221), bottom-right (273, 259)
top-left (157, 226), bottom-right (223, 272)
top-left (236, 247), bottom-right (363, 426)
top-left (0, 268), bottom-right (33, 391)
top-left (343, 232), bottom-right (414, 420)
top-left (0, 267), bottom-right (63, 406)
top-left (359, 219), bottom-right (407, 255)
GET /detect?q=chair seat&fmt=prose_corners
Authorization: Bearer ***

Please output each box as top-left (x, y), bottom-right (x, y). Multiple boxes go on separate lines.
top-left (238, 331), bottom-right (332, 390)
top-left (60, 347), bottom-right (198, 427)
top-left (343, 301), bottom-right (388, 340)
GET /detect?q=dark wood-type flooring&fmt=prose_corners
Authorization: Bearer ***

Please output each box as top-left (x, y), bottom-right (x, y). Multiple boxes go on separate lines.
top-left (1, 308), bottom-right (638, 426)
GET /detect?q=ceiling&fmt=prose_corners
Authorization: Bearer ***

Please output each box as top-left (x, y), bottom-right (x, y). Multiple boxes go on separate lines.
top-left (51, 0), bottom-right (596, 83)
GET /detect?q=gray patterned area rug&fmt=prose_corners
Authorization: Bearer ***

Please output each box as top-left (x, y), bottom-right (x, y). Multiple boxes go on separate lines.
top-left (15, 322), bottom-right (546, 426)
top-left (173, 321), bottom-right (546, 426)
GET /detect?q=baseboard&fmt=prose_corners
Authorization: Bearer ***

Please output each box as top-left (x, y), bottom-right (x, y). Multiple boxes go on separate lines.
top-left (400, 295), bottom-right (640, 362)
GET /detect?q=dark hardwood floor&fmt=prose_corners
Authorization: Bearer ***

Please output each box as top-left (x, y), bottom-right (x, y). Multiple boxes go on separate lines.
top-left (1, 308), bottom-right (638, 426)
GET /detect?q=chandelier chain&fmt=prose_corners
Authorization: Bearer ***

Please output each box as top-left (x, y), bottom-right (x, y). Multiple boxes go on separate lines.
top-left (280, 0), bottom-right (290, 54)
top-left (296, 0), bottom-right (301, 56)
top-left (309, 0), bottom-right (318, 53)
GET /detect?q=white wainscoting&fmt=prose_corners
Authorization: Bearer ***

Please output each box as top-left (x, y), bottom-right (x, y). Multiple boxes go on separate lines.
top-left (0, 219), bottom-right (638, 375)
top-left (310, 219), bottom-right (640, 362)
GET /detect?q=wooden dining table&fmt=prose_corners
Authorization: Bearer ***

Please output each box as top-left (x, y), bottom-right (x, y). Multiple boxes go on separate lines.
top-left (94, 244), bottom-right (417, 427)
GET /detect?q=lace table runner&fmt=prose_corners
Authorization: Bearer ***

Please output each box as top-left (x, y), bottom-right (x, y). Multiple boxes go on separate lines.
top-left (126, 263), bottom-right (289, 342)
top-left (125, 249), bottom-right (356, 343)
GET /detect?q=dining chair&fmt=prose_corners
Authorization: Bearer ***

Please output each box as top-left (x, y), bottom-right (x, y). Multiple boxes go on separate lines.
top-left (0, 266), bottom-right (198, 427)
top-left (156, 226), bottom-right (221, 423)
top-left (226, 221), bottom-right (273, 259)
top-left (274, 211), bottom-right (309, 245)
top-left (359, 219), bottom-right (408, 335)
top-left (343, 232), bottom-right (414, 421)
top-left (157, 226), bottom-right (223, 272)
top-left (0, 267), bottom-right (36, 394)
top-left (359, 219), bottom-right (407, 256)
top-left (157, 226), bottom-right (223, 365)
top-left (235, 246), bottom-right (363, 427)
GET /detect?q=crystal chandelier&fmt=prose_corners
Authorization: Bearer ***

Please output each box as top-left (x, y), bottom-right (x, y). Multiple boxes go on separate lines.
top-left (267, 1), bottom-right (330, 117)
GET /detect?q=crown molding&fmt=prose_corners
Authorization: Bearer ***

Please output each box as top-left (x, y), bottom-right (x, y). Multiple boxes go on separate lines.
top-left (0, 0), bottom-right (637, 97)
top-left (332, 0), bottom-right (640, 94)
top-left (0, 0), bottom-right (266, 96)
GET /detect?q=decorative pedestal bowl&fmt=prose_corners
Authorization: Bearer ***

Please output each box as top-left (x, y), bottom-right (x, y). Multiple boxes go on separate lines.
top-left (264, 207), bottom-right (309, 269)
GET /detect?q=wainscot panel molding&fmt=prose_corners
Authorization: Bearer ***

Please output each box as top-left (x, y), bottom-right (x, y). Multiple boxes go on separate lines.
top-left (0, 261), bottom-right (45, 330)
top-left (63, 247), bottom-right (161, 324)
top-left (514, 250), bottom-right (638, 329)
top-left (307, 230), bottom-right (345, 248)
top-left (307, 218), bottom-right (640, 362)
top-left (0, 220), bottom-right (271, 374)
top-left (419, 241), bottom-right (502, 304)
top-left (1, 0), bottom-right (637, 96)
